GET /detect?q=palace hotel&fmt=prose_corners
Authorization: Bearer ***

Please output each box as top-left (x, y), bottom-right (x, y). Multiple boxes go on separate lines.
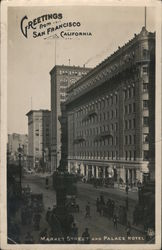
top-left (65, 27), bottom-right (155, 186)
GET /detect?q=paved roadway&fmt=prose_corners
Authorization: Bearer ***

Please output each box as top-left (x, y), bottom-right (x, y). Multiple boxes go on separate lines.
top-left (21, 174), bottom-right (146, 244)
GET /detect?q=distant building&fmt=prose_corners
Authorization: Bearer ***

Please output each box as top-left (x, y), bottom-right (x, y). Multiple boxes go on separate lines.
top-left (26, 110), bottom-right (51, 171)
top-left (50, 65), bottom-right (91, 172)
top-left (7, 133), bottom-right (28, 165)
top-left (65, 27), bottom-right (155, 186)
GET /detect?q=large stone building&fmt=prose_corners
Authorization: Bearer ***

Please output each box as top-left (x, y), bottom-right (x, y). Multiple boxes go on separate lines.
top-left (26, 110), bottom-right (51, 171)
top-left (50, 65), bottom-right (91, 171)
top-left (65, 27), bottom-right (155, 186)
top-left (7, 133), bottom-right (28, 165)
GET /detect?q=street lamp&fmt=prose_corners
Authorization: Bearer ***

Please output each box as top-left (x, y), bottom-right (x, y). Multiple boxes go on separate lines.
top-left (18, 144), bottom-right (23, 194)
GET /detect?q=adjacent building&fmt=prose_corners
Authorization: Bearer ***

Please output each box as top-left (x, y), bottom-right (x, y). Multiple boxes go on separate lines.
top-left (50, 65), bottom-right (91, 172)
top-left (7, 133), bottom-right (28, 166)
top-left (26, 110), bottom-right (51, 171)
top-left (65, 27), bottom-right (155, 186)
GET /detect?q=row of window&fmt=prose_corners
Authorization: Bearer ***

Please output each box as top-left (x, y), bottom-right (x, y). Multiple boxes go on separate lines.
top-left (124, 103), bottom-right (136, 114)
top-left (76, 110), bottom-right (118, 126)
top-left (74, 136), bottom-right (118, 147)
top-left (73, 151), bottom-right (119, 159)
top-left (59, 70), bottom-right (87, 76)
top-left (75, 95), bottom-right (118, 117)
top-left (125, 119), bottom-right (136, 130)
top-left (124, 87), bottom-right (135, 99)
top-left (125, 135), bottom-right (136, 145)
top-left (76, 123), bottom-right (118, 137)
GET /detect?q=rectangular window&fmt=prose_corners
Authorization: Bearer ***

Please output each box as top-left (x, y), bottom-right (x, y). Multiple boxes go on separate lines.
top-left (128, 88), bottom-right (131, 98)
top-left (111, 110), bottom-right (113, 119)
top-left (133, 118), bottom-right (136, 129)
top-left (125, 120), bottom-right (128, 129)
top-left (125, 136), bottom-right (128, 145)
top-left (134, 151), bottom-right (136, 161)
top-left (129, 135), bottom-right (132, 145)
top-left (115, 95), bottom-right (118, 104)
top-left (129, 151), bottom-right (132, 160)
top-left (125, 151), bottom-right (128, 160)
top-left (142, 66), bottom-right (148, 75)
top-left (143, 83), bottom-right (148, 92)
top-left (116, 109), bottom-right (118, 118)
top-left (143, 117), bottom-right (149, 126)
top-left (125, 106), bottom-right (128, 114)
top-left (143, 49), bottom-right (149, 59)
top-left (133, 103), bottom-right (136, 113)
top-left (143, 134), bottom-right (149, 143)
top-left (144, 150), bottom-right (149, 160)
top-left (129, 104), bottom-right (132, 113)
top-left (143, 100), bottom-right (149, 109)
top-left (134, 135), bottom-right (136, 144)
top-left (129, 120), bottom-right (131, 129)
top-left (124, 90), bottom-right (127, 99)
top-left (132, 87), bottom-right (135, 97)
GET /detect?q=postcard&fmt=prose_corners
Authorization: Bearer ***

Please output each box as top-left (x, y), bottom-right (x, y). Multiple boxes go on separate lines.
top-left (0, 0), bottom-right (161, 249)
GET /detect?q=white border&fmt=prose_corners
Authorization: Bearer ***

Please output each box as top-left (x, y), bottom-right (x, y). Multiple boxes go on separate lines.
top-left (0, 0), bottom-right (161, 250)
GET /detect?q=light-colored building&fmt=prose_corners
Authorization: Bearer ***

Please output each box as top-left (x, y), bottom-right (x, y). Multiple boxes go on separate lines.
top-left (50, 65), bottom-right (91, 172)
top-left (26, 110), bottom-right (51, 171)
top-left (65, 27), bottom-right (155, 186)
top-left (7, 133), bottom-right (28, 165)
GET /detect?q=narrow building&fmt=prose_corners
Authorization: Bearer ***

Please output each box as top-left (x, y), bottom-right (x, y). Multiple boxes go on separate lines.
top-left (50, 65), bottom-right (91, 172)
top-left (26, 110), bottom-right (51, 171)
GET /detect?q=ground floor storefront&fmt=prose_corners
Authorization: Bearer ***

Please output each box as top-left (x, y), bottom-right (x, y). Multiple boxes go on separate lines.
top-left (68, 159), bottom-right (151, 188)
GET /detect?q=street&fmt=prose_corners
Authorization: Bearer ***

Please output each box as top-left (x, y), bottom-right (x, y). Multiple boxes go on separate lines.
top-left (19, 174), bottom-right (146, 244)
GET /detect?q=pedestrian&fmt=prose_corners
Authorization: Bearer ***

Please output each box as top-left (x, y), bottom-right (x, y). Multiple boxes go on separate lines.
top-left (85, 202), bottom-right (91, 218)
top-left (113, 214), bottom-right (118, 229)
top-left (25, 231), bottom-right (34, 244)
top-left (82, 228), bottom-right (90, 244)
top-left (125, 185), bottom-right (129, 195)
top-left (126, 221), bottom-right (131, 237)
top-left (46, 207), bottom-right (51, 223)
top-left (70, 223), bottom-right (78, 243)
top-left (45, 177), bottom-right (49, 189)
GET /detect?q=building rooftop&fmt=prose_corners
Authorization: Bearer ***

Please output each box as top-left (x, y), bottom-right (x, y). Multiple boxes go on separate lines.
top-left (66, 27), bottom-right (155, 102)
top-left (49, 64), bottom-right (92, 75)
top-left (26, 109), bottom-right (51, 116)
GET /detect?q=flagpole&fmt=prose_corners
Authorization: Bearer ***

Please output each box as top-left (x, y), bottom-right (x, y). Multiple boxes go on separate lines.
top-left (144, 6), bottom-right (147, 29)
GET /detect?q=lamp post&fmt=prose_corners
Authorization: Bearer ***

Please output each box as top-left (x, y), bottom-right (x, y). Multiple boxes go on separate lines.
top-left (18, 144), bottom-right (23, 194)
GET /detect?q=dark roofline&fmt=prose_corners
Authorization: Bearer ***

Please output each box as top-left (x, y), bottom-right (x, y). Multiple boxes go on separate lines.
top-left (67, 27), bottom-right (155, 92)
top-left (26, 109), bottom-right (51, 116)
top-left (49, 64), bottom-right (92, 75)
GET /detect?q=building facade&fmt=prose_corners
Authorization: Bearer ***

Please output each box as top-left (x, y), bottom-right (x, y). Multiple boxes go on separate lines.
top-left (7, 133), bottom-right (28, 166)
top-left (65, 27), bottom-right (155, 186)
top-left (26, 110), bottom-right (51, 171)
top-left (50, 65), bottom-right (91, 172)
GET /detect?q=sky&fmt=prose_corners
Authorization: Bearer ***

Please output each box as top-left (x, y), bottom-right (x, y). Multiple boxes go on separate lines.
top-left (7, 5), bottom-right (156, 134)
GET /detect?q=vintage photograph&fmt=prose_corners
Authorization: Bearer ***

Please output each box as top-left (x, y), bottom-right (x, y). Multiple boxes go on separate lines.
top-left (0, 0), bottom-right (161, 249)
